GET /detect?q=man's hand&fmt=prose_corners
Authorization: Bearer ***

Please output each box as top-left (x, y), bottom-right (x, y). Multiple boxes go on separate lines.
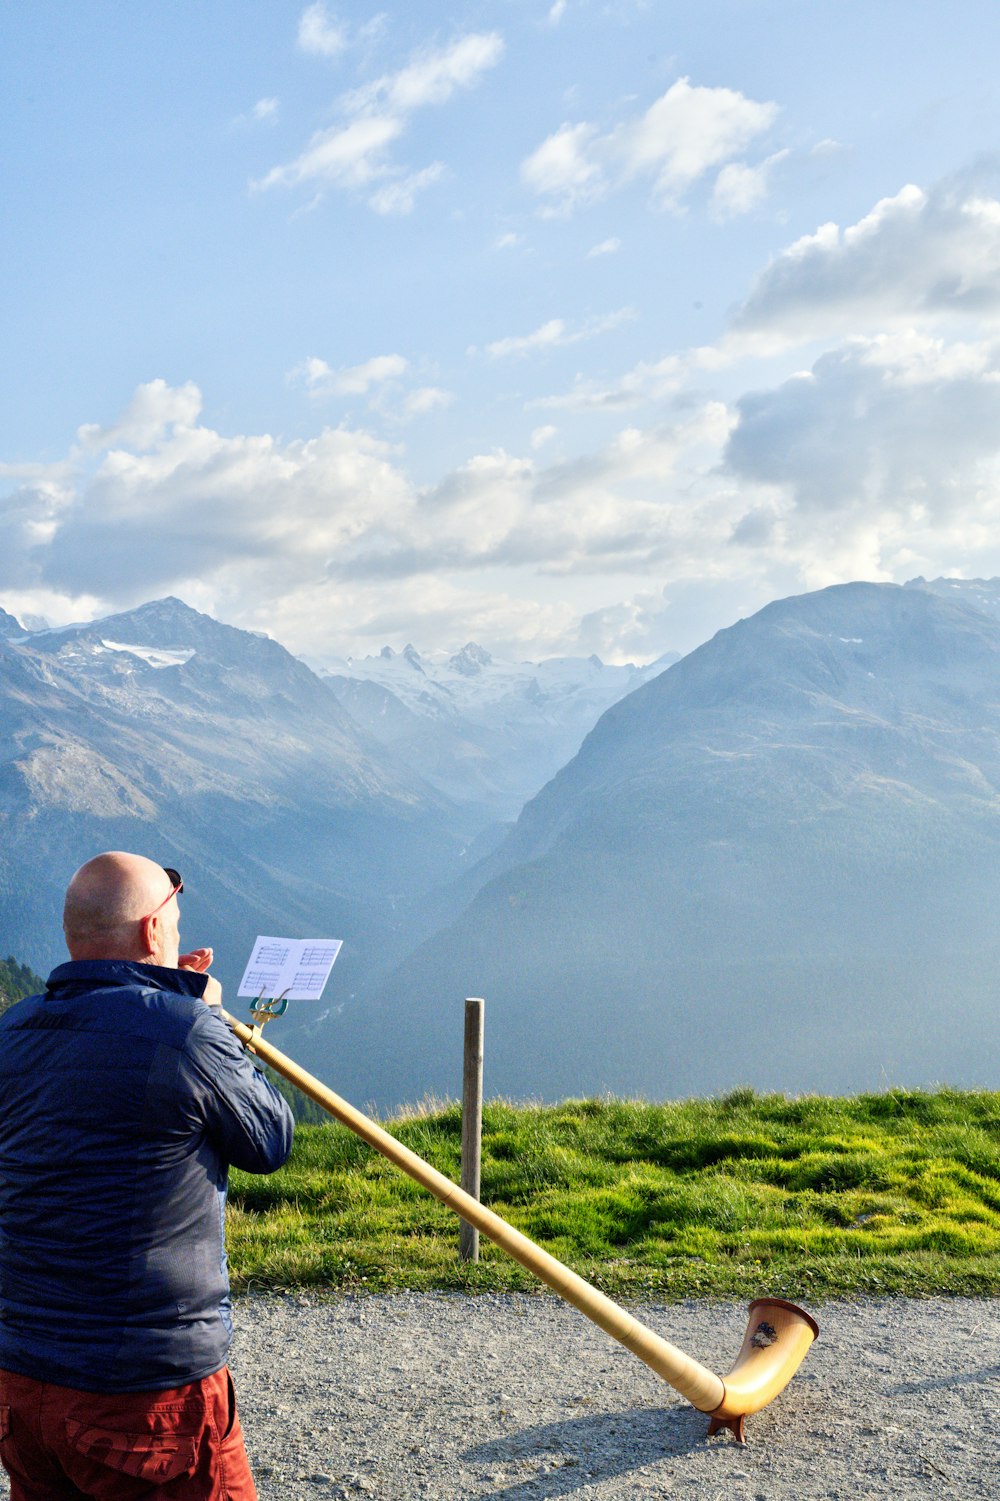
top-left (179, 948), bottom-right (213, 973)
top-left (200, 975), bottom-right (223, 1009)
top-left (179, 949), bottom-right (222, 1008)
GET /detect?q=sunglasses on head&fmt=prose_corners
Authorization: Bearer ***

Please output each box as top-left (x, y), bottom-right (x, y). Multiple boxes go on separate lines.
top-left (141, 867), bottom-right (184, 923)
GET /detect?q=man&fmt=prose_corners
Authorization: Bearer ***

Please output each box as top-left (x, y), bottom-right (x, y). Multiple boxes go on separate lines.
top-left (0, 852), bottom-right (294, 1500)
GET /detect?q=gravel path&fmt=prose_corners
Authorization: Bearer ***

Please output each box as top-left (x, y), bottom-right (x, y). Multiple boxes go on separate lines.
top-left (228, 1293), bottom-right (997, 1500)
top-left (1, 1293), bottom-right (996, 1498)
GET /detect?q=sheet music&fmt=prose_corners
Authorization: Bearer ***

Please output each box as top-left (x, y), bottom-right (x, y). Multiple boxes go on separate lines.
top-left (238, 935), bottom-right (342, 1001)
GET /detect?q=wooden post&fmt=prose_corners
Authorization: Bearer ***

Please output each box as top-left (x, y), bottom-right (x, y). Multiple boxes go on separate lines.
top-left (459, 996), bottom-right (484, 1262)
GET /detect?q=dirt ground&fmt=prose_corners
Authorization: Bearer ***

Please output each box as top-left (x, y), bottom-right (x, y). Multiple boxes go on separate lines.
top-left (226, 1291), bottom-right (999, 1499)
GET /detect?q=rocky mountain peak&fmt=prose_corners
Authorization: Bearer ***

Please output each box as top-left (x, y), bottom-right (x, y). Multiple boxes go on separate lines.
top-left (0, 606), bottom-right (25, 639)
top-left (449, 642), bottom-right (493, 676)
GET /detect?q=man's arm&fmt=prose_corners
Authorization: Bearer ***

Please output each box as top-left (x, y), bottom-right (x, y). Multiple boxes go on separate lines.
top-left (182, 1004), bottom-right (295, 1173)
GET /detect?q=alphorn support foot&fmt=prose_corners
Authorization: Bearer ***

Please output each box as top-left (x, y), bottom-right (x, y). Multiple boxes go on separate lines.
top-left (707, 1413), bottom-right (746, 1444)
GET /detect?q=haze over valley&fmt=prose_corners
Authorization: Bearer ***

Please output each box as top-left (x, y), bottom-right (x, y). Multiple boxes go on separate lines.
top-left (4, 578), bottom-right (1000, 1107)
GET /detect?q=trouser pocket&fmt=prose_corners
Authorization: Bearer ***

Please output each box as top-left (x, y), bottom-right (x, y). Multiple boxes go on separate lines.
top-left (64, 1412), bottom-right (200, 1484)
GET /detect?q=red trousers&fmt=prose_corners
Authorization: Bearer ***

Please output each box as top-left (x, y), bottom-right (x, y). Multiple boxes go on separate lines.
top-left (0, 1366), bottom-right (257, 1501)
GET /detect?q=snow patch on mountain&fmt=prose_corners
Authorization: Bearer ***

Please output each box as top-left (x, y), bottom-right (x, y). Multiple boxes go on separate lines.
top-left (100, 640), bottom-right (196, 669)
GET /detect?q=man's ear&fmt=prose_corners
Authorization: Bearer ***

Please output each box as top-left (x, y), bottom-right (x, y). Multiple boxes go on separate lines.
top-left (140, 912), bottom-right (159, 962)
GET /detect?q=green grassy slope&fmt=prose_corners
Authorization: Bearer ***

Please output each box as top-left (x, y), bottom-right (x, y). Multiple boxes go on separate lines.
top-left (228, 1089), bottom-right (1000, 1300)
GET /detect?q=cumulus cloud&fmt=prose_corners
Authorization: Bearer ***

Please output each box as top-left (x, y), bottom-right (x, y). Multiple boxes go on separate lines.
top-left (522, 77), bottom-right (779, 215)
top-left (734, 167), bottom-right (1000, 344)
top-left (587, 237), bottom-right (621, 258)
top-left (4, 381), bottom-right (746, 646)
top-left (75, 379), bottom-right (202, 452)
top-left (0, 481), bottom-right (74, 588)
top-left (18, 316), bottom-right (1000, 666)
top-left (257, 30), bottom-right (503, 213)
top-left (723, 330), bottom-right (1000, 585)
top-left (34, 395), bottom-right (413, 606)
top-left (329, 402), bottom-right (736, 583)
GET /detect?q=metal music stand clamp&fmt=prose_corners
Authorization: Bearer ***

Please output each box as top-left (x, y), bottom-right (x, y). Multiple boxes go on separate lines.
top-left (244, 991), bottom-right (290, 1053)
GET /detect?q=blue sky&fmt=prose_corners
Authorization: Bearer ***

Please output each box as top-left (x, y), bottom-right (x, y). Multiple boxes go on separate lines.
top-left (5, 1), bottom-right (1000, 663)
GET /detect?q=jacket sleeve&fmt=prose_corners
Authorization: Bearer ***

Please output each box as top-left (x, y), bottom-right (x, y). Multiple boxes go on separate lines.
top-left (180, 1006), bottom-right (295, 1173)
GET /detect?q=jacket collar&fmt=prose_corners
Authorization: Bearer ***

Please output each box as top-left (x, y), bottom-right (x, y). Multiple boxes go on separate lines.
top-left (46, 960), bottom-right (208, 999)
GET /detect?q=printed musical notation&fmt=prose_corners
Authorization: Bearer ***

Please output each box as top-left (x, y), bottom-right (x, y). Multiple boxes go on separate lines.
top-left (237, 936), bottom-right (343, 1001)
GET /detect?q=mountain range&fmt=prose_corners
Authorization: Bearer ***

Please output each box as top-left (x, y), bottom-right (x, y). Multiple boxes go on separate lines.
top-left (325, 578), bottom-right (1000, 1107)
top-left (8, 579), bottom-right (1000, 1109)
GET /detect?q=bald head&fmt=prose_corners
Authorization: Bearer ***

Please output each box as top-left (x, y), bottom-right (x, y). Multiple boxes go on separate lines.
top-left (64, 853), bottom-right (181, 965)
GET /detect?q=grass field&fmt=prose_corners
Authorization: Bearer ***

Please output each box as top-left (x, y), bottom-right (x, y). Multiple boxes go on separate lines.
top-left (227, 1089), bottom-right (1000, 1302)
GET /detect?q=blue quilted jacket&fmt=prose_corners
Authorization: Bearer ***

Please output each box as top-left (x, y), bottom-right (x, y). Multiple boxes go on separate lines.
top-left (0, 960), bottom-right (294, 1392)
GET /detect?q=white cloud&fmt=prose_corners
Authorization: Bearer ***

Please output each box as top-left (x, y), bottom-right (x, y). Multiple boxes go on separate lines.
top-left (368, 162), bottom-right (445, 215)
top-left (293, 353), bottom-right (408, 397)
top-left (298, 3), bottom-right (347, 59)
top-left (258, 30), bottom-right (503, 212)
top-left (0, 479), bottom-right (76, 588)
top-left (521, 122), bottom-right (603, 213)
top-left (495, 232), bottom-right (524, 250)
top-left (587, 237), bottom-right (621, 258)
top-left (522, 77), bottom-right (779, 215)
top-left (547, 0), bottom-right (568, 23)
top-left (4, 381), bottom-right (745, 654)
top-left (232, 97), bottom-right (280, 129)
top-left (75, 379), bottom-right (202, 452)
top-left (734, 170), bottom-right (1000, 344)
top-left (483, 307), bottom-right (635, 359)
top-left (486, 319), bottom-right (566, 359)
top-left (22, 388), bottom-right (413, 612)
top-left (343, 32), bottom-right (503, 115)
top-left (331, 402), bottom-right (737, 584)
top-left (532, 354), bottom-right (683, 410)
top-left (710, 149), bottom-right (789, 221)
top-left (255, 114), bottom-right (402, 193)
top-left (21, 317), bottom-right (1000, 665)
top-left (401, 386), bottom-right (454, 418)
top-left (723, 331), bottom-right (1000, 586)
top-left (290, 358), bottom-right (451, 421)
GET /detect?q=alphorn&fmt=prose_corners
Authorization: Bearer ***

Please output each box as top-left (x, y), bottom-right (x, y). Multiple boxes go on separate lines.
top-left (226, 1010), bottom-right (818, 1443)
